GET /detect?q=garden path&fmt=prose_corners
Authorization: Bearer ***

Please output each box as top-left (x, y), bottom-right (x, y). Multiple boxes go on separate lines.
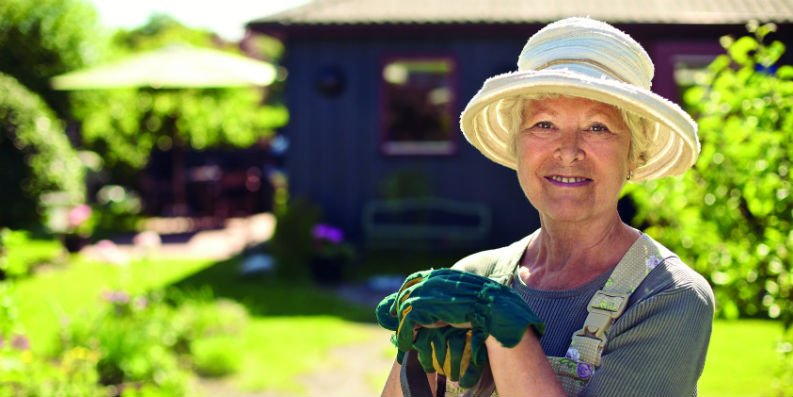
top-left (81, 213), bottom-right (275, 260)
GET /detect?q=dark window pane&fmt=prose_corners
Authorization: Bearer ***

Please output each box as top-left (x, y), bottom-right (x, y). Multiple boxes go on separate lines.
top-left (381, 58), bottom-right (455, 155)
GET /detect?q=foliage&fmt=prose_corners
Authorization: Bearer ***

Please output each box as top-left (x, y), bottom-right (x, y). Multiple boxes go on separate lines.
top-left (90, 185), bottom-right (143, 239)
top-left (270, 198), bottom-right (324, 279)
top-left (378, 168), bottom-right (433, 200)
top-left (0, 73), bottom-right (85, 229)
top-left (69, 15), bottom-right (288, 183)
top-left (773, 327), bottom-right (793, 396)
top-left (311, 224), bottom-right (356, 262)
top-left (189, 335), bottom-right (243, 377)
top-left (627, 23), bottom-right (793, 325)
top-left (1, 246), bottom-right (104, 397)
top-left (0, 0), bottom-right (108, 118)
top-left (0, 229), bottom-right (63, 279)
top-left (58, 290), bottom-right (190, 394)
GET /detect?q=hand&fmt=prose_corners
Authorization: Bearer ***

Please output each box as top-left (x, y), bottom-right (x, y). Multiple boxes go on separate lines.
top-left (412, 326), bottom-right (489, 388)
top-left (391, 269), bottom-right (543, 353)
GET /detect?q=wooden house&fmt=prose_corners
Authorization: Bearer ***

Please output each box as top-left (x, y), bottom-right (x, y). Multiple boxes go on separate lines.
top-left (246, 0), bottom-right (793, 248)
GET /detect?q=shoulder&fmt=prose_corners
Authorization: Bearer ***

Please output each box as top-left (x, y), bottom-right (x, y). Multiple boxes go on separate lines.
top-left (627, 242), bottom-right (715, 320)
top-left (450, 234), bottom-right (532, 277)
top-left (450, 247), bottom-right (504, 277)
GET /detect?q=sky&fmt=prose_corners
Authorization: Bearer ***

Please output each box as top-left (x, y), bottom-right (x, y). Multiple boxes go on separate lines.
top-left (87, 0), bottom-right (312, 41)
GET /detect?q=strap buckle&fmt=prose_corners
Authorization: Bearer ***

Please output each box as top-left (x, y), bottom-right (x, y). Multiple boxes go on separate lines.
top-left (578, 291), bottom-right (630, 339)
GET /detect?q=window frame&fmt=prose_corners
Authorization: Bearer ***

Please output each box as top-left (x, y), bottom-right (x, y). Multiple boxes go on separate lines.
top-left (378, 54), bottom-right (459, 156)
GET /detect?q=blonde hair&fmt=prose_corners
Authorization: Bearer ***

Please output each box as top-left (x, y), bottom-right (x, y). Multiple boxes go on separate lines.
top-left (501, 94), bottom-right (651, 168)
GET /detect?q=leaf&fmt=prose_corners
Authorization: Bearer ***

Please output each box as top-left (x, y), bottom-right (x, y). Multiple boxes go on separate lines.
top-left (777, 65), bottom-right (793, 80)
top-left (728, 36), bottom-right (759, 66)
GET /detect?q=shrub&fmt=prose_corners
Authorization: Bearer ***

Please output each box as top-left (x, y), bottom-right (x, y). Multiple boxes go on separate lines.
top-left (190, 335), bottom-right (243, 377)
top-left (58, 291), bottom-right (189, 395)
top-left (628, 23), bottom-right (793, 324)
top-left (270, 197), bottom-right (323, 280)
top-left (0, 229), bottom-right (63, 279)
top-left (0, 73), bottom-right (85, 229)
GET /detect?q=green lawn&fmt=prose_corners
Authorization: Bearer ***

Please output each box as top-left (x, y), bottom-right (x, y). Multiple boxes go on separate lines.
top-left (699, 319), bottom-right (785, 397)
top-left (13, 254), bottom-right (216, 354)
top-left (9, 249), bottom-right (788, 395)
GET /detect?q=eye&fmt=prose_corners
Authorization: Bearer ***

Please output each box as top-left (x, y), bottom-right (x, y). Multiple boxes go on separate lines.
top-left (588, 123), bottom-right (611, 133)
top-left (533, 121), bottom-right (554, 129)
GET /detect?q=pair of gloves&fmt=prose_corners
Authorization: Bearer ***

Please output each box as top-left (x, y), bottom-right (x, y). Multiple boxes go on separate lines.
top-left (376, 268), bottom-right (544, 388)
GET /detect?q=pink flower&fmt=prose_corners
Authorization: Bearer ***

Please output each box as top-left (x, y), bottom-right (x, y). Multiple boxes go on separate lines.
top-left (133, 231), bottom-right (162, 252)
top-left (11, 334), bottom-right (30, 351)
top-left (101, 290), bottom-right (130, 304)
top-left (67, 204), bottom-right (92, 230)
top-left (94, 240), bottom-right (130, 266)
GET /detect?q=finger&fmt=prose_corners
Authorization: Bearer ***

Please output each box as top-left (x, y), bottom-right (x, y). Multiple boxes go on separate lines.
top-left (413, 330), bottom-right (438, 373)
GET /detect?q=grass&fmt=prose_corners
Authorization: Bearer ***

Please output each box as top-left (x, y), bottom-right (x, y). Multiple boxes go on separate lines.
top-left (699, 319), bottom-right (785, 397)
top-left (8, 245), bottom-right (789, 395)
top-left (9, 248), bottom-right (379, 394)
top-left (13, 254), bottom-right (215, 354)
top-left (235, 317), bottom-right (377, 393)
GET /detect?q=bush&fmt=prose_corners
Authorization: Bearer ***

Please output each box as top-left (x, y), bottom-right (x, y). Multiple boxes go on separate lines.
top-left (270, 198), bottom-right (323, 280)
top-left (0, 73), bottom-right (85, 229)
top-left (58, 291), bottom-right (189, 395)
top-left (1, 271), bottom-right (104, 397)
top-left (0, 229), bottom-right (64, 279)
top-left (190, 335), bottom-right (243, 377)
top-left (628, 23), bottom-right (793, 324)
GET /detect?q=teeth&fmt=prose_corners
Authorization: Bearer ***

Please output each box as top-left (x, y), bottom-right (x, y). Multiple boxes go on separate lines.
top-left (551, 176), bottom-right (587, 184)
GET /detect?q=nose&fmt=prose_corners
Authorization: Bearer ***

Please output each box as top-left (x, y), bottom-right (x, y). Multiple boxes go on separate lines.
top-left (554, 130), bottom-right (584, 164)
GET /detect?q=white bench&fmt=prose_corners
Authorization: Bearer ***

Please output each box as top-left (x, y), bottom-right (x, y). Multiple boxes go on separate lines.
top-left (361, 198), bottom-right (492, 249)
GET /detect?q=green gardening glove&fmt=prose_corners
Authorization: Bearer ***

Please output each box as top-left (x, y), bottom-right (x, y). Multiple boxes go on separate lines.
top-left (392, 269), bottom-right (544, 354)
top-left (375, 269), bottom-right (434, 362)
top-left (412, 326), bottom-right (489, 388)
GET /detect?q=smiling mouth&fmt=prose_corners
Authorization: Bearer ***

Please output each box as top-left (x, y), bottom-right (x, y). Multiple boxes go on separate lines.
top-left (546, 175), bottom-right (592, 185)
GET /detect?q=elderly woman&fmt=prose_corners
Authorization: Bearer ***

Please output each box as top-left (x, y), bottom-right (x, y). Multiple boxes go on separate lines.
top-left (379, 17), bottom-right (714, 397)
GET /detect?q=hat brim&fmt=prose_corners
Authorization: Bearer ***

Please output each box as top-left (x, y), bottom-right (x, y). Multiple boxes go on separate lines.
top-left (460, 69), bottom-right (699, 181)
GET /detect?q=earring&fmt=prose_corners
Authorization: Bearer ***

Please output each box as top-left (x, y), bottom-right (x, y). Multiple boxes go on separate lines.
top-left (626, 170), bottom-right (633, 180)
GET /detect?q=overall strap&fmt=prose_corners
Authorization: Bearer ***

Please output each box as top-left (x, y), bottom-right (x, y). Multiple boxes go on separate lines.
top-left (569, 234), bottom-right (676, 367)
top-left (487, 232), bottom-right (536, 285)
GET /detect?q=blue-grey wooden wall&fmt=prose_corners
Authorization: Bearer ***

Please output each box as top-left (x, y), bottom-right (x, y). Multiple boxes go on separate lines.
top-left (282, 35), bottom-right (542, 248)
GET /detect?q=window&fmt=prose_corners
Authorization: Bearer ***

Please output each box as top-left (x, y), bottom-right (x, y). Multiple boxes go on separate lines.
top-left (381, 57), bottom-right (456, 155)
top-left (674, 54), bottom-right (718, 98)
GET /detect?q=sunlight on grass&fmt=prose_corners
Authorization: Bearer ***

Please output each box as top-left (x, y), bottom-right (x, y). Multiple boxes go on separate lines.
top-left (233, 316), bottom-right (377, 393)
top-left (13, 254), bottom-right (215, 354)
top-left (699, 320), bottom-right (783, 397)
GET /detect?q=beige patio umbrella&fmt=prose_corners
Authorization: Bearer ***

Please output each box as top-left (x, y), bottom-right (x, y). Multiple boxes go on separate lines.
top-left (52, 44), bottom-right (277, 89)
top-left (51, 44), bottom-right (278, 216)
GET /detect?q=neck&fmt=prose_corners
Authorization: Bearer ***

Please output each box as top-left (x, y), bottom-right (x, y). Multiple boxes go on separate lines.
top-left (520, 212), bottom-right (639, 290)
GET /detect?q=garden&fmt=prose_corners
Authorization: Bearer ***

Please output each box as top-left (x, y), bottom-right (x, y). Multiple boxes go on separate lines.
top-left (1, 0), bottom-right (793, 395)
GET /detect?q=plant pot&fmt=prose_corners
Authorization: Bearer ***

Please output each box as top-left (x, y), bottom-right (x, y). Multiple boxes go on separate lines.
top-left (63, 234), bottom-right (89, 253)
top-left (309, 256), bottom-right (346, 285)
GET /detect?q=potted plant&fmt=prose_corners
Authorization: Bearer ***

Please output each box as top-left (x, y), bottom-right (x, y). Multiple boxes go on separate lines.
top-left (309, 223), bottom-right (355, 285)
top-left (62, 204), bottom-right (94, 253)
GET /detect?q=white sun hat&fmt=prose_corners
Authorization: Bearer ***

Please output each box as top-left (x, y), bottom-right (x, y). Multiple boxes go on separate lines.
top-left (460, 17), bottom-right (700, 181)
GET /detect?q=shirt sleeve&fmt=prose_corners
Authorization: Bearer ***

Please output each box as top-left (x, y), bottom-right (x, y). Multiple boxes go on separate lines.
top-left (581, 273), bottom-right (715, 397)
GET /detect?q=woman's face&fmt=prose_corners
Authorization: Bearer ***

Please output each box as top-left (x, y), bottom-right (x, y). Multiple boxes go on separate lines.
top-left (515, 96), bottom-right (632, 225)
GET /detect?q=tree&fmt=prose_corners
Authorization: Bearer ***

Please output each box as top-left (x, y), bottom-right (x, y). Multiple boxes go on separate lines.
top-left (0, 0), bottom-right (108, 118)
top-left (627, 22), bottom-right (793, 327)
top-left (0, 73), bottom-right (85, 228)
top-left (69, 15), bottom-right (288, 184)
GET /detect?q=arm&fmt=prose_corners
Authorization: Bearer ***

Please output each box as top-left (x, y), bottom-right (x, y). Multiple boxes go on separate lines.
top-left (381, 360), bottom-right (438, 397)
top-left (582, 279), bottom-right (714, 396)
top-left (486, 330), bottom-right (566, 397)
